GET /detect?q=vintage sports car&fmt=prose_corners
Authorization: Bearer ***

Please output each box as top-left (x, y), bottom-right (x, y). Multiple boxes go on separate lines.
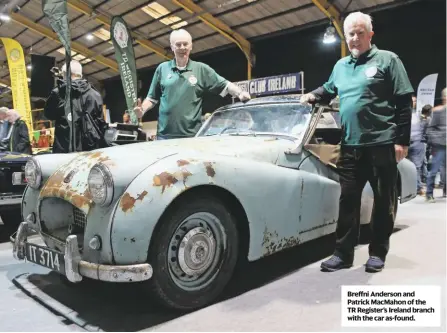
top-left (0, 152), bottom-right (30, 230)
top-left (12, 95), bottom-right (417, 310)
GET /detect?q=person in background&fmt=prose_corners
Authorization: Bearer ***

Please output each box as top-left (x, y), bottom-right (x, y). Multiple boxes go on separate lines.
top-left (134, 29), bottom-right (251, 140)
top-left (0, 106), bottom-right (10, 138)
top-left (408, 104), bottom-right (431, 195)
top-left (122, 112), bottom-right (131, 124)
top-left (44, 60), bottom-right (104, 153)
top-left (300, 11), bottom-right (413, 273)
top-left (37, 124), bottom-right (50, 148)
top-left (0, 108), bottom-right (32, 154)
top-left (411, 94), bottom-right (417, 112)
top-left (421, 105), bottom-right (432, 184)
top-left (425, 88), bottom-right (446, 202)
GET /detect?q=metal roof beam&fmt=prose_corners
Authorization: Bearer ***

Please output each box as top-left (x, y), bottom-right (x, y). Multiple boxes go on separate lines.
top-left (171, 0), bottom-right (254, 79)
top-left (9, 12), bottom-right (119, 72)
top-left (66, 0), bottom-right (172, 60)
top-left (311, 0), bottom-right (347, 57)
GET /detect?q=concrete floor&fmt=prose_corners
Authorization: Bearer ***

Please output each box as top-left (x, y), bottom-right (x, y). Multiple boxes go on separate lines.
top-left (0, 190), bottom-right (445, 332)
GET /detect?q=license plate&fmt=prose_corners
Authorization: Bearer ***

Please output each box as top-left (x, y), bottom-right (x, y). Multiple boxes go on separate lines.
top-left (25, 243), bottom-right (65, 275)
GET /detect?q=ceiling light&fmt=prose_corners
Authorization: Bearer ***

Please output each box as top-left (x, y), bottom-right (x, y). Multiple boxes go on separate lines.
top-left (27, 64), bottom-right (32, 70)
top-left (142, 2), bottom-right (188, 29)
top-left (323, 26), bottom-right (336, 44)
top-left (0, 14), bottom-right (10, 21)
top-left (86, 33), bottom-right (94, 40)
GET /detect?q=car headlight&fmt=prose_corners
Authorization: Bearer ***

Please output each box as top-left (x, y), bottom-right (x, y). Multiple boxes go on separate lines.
top-left (87, 163), bottom-right (114, 206)
top-left (24, 158), bottom-right (42, 189)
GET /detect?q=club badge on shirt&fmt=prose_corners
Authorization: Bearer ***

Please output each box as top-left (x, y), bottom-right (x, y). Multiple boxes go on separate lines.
top-left (188, 75), bottom-right (198, 86)
top-left (167, 73), bottom-right (173, 80)
top-left (365, 66), bottom-right (377, 78)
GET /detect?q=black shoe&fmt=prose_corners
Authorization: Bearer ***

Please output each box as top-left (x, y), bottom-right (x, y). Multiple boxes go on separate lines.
top-left (320, 255), bottom-right (352, 272)
top-left (365, 256), bottom-right (385, 273)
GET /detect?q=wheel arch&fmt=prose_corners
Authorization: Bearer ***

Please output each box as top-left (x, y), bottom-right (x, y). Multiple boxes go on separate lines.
top-left (147, 184), bottom-right (251, 262)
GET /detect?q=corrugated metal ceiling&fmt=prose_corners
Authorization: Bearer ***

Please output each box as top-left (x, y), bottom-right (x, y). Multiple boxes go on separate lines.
top-left (0, 0), bottom-right (417, 91)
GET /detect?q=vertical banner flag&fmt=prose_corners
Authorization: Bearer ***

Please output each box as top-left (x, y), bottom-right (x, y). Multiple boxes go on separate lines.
top-left (110, 16), bottom-right (139, 125)
top-left (0, 38), bottom-right (32, 139)
top-left (416, 74), bottom-right (438, 113)
top-left (42, 0), bottom-right (75, 151)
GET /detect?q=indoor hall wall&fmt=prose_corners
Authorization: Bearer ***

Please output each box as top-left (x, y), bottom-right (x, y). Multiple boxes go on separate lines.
top-left (103, 0), bottom-right (446, 123)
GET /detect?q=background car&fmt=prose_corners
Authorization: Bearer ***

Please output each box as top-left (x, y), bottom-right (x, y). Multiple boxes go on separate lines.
top-left (0, 152), bottom-right (29, 232)
top-left (12, 96), bottom-right (417, 311)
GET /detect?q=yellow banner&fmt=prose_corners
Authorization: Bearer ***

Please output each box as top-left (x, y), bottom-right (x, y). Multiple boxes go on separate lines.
top-left (0, 37), bottom-right (32, 138)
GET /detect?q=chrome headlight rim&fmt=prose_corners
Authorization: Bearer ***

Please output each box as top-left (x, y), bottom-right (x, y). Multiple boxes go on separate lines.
top-left (24, 158), bottom-right (42, 189)
top-left (87, 163), bottom-right (114, 207)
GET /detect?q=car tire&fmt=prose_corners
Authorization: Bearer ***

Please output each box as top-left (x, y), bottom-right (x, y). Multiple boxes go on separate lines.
top-left (146, 194), bottom-right (239, 311)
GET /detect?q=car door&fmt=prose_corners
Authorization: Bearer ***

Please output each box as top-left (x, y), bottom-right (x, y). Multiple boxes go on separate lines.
top-left (275, 105), bottom-right (341, 244)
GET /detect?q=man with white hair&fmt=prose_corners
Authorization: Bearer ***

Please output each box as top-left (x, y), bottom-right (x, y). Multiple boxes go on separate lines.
top-left (135, 29), bottom-right (251, 139)
top-left (0, 107), bottom-right (31, 154)
top-left (301, 12), bottom-right (413, 273)
top-left (44, 60), bottom-right (104, 152)
top-left (0, 106), bottom-right (10, 143)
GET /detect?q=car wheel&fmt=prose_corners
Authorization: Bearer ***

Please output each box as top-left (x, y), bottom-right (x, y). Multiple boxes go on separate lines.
top-left (147, 195), bottom-right (239, 311)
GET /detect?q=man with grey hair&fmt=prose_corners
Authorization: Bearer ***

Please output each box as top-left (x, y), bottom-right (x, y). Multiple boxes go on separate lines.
top-left (44, 60), bottom-right (104, 152)
top-left (0, 108), bottom-right (31, 154)
top-left (135, 29), bottom-right (251, 140)
top-left (301, 11), bottom-right (413, 273)
top-left (0, 107), bottom-right (11, 146)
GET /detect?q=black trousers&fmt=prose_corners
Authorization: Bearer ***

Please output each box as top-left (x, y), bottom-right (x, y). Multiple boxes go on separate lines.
top-left (334, 144), bottom-right (398, 262)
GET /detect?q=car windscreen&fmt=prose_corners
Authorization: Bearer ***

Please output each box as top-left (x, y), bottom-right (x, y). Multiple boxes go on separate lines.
top-left (197, 103), bottom-right (312, 139)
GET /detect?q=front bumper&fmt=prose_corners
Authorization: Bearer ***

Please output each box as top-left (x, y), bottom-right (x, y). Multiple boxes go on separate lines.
top-left (12, 221), bottom-right (153, 283)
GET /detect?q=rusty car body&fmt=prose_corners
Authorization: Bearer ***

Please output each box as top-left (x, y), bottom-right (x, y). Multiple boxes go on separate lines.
top-left (12, 95), bottom-right (417, 310)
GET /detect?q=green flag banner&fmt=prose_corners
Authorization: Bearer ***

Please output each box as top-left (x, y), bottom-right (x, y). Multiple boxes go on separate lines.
top-left (42, 0), bottom-right (75, 151)
top-left (110, 16), bottom-right (139, 125)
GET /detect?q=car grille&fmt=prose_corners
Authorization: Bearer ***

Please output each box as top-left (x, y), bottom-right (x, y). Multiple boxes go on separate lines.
top-left (73, 205), bottom-right (87, 230)
top-left (39, 197), bottom-right (88, 239)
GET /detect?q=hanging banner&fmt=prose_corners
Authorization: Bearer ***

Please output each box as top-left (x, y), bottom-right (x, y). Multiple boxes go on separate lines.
top-left (42, 0), bottom-right (75, 151)
top-left (235, 72), bottom-right (304, 97)
top-left (0, 38), bottom-right (32, 138)
top-left (110, 16), bottom-right (139, 125)
top-left (416, 74), bottom-right (438, 113)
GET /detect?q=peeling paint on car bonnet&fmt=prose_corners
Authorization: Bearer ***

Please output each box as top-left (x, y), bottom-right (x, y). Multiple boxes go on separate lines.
top-left (39, 136), bottom-right (283, 212)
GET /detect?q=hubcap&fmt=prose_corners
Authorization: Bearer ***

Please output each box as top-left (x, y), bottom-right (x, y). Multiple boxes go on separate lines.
top-left (167, 213), bottom-right (227, 291)
top-left (178, 227), bottom-right (215, 276)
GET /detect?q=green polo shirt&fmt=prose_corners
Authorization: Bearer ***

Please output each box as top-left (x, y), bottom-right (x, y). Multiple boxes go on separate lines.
top-left (147, 59), bottom-right (228, 138)
top-left (322, 45), bottom-right (414, 146)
